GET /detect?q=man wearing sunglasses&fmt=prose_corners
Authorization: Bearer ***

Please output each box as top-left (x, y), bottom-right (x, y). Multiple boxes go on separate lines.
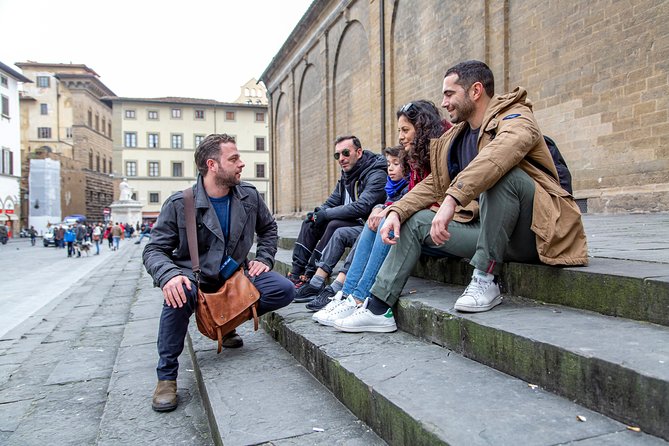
top-left (288, 135), bottom-right (387, 299)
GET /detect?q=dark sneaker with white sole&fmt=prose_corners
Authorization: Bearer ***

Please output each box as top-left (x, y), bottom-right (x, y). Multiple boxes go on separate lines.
top-left (305, 285), bottom-right (336, 311)
top-left (293, 281), bottom-right (324, 303)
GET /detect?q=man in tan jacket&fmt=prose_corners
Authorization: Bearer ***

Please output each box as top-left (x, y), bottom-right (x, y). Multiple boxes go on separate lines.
top-left (333, 60), bottom-right (588, 333)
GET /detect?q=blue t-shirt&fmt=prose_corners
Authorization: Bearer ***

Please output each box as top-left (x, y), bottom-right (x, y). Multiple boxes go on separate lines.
top-left (208, 194), bottom-right (231, 239)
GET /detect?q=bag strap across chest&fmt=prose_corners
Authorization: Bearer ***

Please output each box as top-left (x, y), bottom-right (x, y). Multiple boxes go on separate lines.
top-left (182, 187), bottom-right (201, 283)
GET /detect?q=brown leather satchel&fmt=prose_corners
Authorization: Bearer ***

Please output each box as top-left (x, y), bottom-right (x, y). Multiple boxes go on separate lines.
top-left (183, 187), bottom-right (259, 353)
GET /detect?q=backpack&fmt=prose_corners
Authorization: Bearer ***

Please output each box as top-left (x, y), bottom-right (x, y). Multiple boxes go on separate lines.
top-left (542, 135), bottom-right (573, 195)
top-left (489, 129), bottom-right (573, 194)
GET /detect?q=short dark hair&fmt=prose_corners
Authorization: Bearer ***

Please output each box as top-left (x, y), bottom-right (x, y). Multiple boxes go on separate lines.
top-left (445, 60), bottom-right (495, 97)
top-left (194, 134), bottom-right (236, 176)
top-left (334, 135), bottom-right (362, 149)
top-left (383, 144), bottom-right (410, 175)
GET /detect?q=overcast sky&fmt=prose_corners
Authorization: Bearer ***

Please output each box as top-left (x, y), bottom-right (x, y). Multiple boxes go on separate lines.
top-left (0, 0), bottom-right (313, 101)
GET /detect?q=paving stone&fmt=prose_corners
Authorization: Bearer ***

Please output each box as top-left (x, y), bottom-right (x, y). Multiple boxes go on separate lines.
top-left (5, 379), bottom-right (108, 445)
top-left (76, 325), bottom-right (125, 348)
top-left (568, 431), bottom-right (669, 445)
top-left (0, 399), bottom-right (32, 431)
top-left (119, 318), bottom-right (159, 348)
top-left (46, 346), bottom-right (118, 384)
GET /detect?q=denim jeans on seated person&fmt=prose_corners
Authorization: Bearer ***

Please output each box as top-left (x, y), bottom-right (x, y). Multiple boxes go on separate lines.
top-left (341, 219), bottom-right (391, 301)
top-left (156, 271), bottom-right (294, 380)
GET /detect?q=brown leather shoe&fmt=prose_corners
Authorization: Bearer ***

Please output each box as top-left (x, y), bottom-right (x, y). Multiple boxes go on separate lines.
top-left (152, 380), bottom-right (177, 412)
top-left (221, 329), bottom-right (243, 348)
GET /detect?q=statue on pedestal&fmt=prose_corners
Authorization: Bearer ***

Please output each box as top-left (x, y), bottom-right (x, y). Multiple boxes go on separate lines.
top-left (119, 178), bottom-right (132, 201)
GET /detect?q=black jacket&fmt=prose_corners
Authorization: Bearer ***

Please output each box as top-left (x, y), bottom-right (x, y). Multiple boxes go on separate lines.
top-left (143, 176), bottom-right (277, 290)
top-left (321, 150), bottom-right (387, 222)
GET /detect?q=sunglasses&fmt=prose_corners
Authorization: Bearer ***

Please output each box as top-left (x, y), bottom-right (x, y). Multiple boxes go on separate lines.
top-left (333, 148), bottom-right (353, 160)
top-left (399, 102), bottom-right (418, 119)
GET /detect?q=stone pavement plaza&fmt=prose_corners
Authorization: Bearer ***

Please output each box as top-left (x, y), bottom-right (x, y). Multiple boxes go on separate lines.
top-left (0, 212), bottom-right (666, 445)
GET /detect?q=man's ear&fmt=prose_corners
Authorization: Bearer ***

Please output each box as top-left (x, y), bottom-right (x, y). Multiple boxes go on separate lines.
top-left (470, 81), bottom-right (484, 101)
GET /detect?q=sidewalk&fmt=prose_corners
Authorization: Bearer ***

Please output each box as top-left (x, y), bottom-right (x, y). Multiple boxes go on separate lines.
top-left (0, 241), bottom-right (213, 445)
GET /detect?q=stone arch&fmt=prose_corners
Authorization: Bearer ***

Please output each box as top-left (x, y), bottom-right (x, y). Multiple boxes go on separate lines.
top-left (273, 93), bottom-right (295, 214)
top-left (333, 20), bottom-right (372, 150)
top-left (298, 64), bottom-right (328, 210)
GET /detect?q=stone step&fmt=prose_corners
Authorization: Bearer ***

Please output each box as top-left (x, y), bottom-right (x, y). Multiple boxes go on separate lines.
top-left (276, 237), bottom-right (669, 327)
top-left (267, 247), bottom-right (669, 441)
top-left (263, 304), bottom-right (668, 446)
top-left (188, 321), bottom-right (387, 445)
top-left (96, 265), bottom-right (214, 445)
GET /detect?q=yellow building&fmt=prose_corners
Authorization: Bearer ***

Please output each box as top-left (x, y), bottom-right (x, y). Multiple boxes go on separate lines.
top-left (104, 81), bottom-right (270, 222)
top-left (17, 62), bottom-right (115, 231)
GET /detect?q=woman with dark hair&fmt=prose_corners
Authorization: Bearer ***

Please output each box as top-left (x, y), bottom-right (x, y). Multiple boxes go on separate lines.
top-left (397, 100), bottom-right (449, 188)
top-left (310, 100), bottom-right (450, 328)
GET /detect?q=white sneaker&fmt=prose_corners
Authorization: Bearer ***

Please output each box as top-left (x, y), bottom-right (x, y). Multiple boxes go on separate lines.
top-left (312, 291), bottom-right (345, 323)
top-left (333, 298), bottom-right (397, 333)
top-left (315, 295), bottom-right (359, 326)
top-left (454, 276), bottom-right (502, 313)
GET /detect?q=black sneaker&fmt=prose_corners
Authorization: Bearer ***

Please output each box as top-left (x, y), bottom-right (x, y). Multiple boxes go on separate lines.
top-left (306, 285), bottom-right (336, 312)
top-left (293, 281), bottom-right (324, 303)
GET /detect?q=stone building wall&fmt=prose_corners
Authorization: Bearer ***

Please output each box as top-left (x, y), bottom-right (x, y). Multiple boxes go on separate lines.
top-left (261, 0), bottom-right (669, 214)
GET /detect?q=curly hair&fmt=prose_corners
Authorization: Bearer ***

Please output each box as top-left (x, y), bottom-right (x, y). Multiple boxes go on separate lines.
top-left (396, 100), bottom-right (444, 176)
top-left (382, 144), bottom-right (410, 177)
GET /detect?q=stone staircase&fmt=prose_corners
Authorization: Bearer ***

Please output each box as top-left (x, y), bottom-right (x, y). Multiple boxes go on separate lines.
top-left (188, 213), bottom-right (669, 445)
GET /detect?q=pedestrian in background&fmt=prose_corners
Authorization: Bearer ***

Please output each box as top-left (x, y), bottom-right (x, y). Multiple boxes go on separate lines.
top-left (29, 226), bottom-right (37, 246)
top-left (111, 222), bottom-right (122, 251)
top-left (92, 223), bottom-right (102, 255)
top-left (64, 226), bottom-right (76, 257)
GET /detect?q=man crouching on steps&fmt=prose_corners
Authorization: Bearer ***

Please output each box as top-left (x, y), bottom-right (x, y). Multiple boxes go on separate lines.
top-left (143, 134), bottom-right (294, 412)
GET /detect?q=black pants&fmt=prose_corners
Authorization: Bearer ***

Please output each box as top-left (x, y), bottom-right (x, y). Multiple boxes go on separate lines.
top-left (291, 219), bottom-right (362, 277)
top-left (157, 271), bottom-right (294, 380)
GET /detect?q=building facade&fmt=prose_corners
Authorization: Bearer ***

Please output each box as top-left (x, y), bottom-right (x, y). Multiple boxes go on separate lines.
top-left (261, 0), bottom-right (669, 214)
top-left (0, 62), bottom-right (31, 235)
top-left (105, 85), bottom-right (269, 222)
top-left (17, 62), bottom-right (115, 231)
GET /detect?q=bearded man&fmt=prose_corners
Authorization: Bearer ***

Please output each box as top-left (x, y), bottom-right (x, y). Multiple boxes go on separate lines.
top-left (143, 133), bottom-right (293, 411)
top-left (332, 60), bottom-right (587, 333)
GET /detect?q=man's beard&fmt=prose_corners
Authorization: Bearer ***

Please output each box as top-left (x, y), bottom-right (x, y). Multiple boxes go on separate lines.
top-left (214, 170), bottom-right (240, 188)
top-left (451, 96), bottom-right (475, 124)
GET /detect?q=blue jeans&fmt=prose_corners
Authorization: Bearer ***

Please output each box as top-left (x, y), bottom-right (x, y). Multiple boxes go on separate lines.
top-left (156, 271), bottom-right (294, 380)
top-left (113, 236), bottom-right (120, 250)
top-left (342, 221), bottom-right (391, 301)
